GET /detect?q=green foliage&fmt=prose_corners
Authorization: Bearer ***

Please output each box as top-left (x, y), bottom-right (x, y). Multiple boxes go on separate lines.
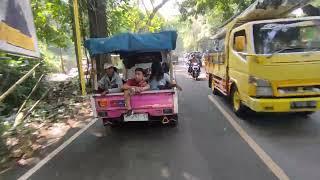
top-left (107, 1), bottom-right (165, 34)
top-left (31, 0), bottom-right (72, 48)
top-left (0, 58), bottom-right (45, 116)
top-left (77, 0), bottom-right (166, 37)
top-left (38, 42), bottom-right (61, 73)
top-left (176, 0), bottom-right (255, 51)
top-left (165, 16), bottom-right (210, 52)
top-left (311, 0), bottom-right (320, 6)
top-left (0, 42), bottom-right (60, 116)
top-left (147, 15), bottom-right (165, 32)
top-left (179, 0), bottom-right (254, 22)
top-left (108, 2), bottom-right (144, 34)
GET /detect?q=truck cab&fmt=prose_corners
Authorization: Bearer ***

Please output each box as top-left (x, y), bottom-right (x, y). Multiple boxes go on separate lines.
top-left (206, 16), bottom-right (320, 115)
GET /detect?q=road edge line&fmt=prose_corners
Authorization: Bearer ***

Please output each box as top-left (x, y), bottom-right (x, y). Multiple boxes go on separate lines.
top-left (208, 95), bottom-right (290, 180)
top-left (17, 118), bottom-right (98, 180)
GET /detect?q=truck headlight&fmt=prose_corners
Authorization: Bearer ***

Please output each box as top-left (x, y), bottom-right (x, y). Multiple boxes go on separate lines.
top-left (249, 76), bottom-right (273, 97)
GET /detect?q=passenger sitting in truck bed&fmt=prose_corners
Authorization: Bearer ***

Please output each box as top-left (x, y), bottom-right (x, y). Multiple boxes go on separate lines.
top-left (123, 68), bottom-right (150, 115)
top-left (150, 61), bottom-right (182, 91)
top-left (98, 63), bottom-right (123, 95)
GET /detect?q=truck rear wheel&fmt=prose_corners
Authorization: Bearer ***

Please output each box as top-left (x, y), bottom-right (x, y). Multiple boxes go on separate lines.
top-left (208, 74), bottom-right (212, 88)
top-left (211, 80), bottom-right (221, 96)
top-left (231, 86), bottom-right (247, 117)
top-left (212, 85), bottom-right (221, 96)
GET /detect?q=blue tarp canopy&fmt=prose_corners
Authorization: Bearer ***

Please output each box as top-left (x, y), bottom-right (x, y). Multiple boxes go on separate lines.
top-left (84, 31), bottom-right (177, 56)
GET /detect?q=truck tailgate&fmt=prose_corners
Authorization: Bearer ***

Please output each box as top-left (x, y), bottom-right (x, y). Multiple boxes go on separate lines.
top-left (92, 90), bottom-right (177, 118)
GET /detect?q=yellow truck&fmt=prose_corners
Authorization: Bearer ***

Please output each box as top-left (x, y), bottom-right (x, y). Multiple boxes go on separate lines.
top-left (205, 2), bottom-right (320, 116)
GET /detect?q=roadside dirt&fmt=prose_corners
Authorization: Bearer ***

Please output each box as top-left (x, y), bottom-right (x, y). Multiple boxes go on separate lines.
top-left (0, 76), bottom-right (93, 174)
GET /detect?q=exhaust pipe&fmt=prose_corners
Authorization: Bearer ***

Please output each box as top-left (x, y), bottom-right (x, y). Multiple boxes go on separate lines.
top-left (104, 121), bottom-right (112, 127)
top-left (170, 118), bottom-right (177, 123)
top-left (162, 116), bottom-right (170, 124)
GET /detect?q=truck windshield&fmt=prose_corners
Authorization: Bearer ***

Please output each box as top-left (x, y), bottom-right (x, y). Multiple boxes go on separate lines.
top-left (253, 20), bottom-right (320, 54)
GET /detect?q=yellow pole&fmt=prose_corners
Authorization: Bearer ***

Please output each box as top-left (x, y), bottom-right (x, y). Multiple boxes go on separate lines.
top-left (72, 0), bottom-right (86, 96)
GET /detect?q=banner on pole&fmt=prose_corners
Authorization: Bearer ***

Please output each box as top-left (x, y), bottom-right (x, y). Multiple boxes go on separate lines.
top-left (0, 0), bottom-right (40, 58)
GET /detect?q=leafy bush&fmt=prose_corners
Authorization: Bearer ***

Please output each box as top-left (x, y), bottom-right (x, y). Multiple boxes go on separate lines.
top-left (0, 43), bottom-right (61, 116)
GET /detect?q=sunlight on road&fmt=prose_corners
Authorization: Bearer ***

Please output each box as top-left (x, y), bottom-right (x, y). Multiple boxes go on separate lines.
top-left (182, 172), bottom-right (200, 180)
top-left (161, 167), bottom-right (170, 178)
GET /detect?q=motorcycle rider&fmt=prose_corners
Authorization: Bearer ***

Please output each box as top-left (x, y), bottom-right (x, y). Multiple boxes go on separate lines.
top-left (188, 54), bottom-right (199, 73)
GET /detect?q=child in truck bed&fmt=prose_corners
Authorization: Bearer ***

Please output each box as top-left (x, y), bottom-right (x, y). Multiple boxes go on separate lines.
top-left (122, 68), bottom-right (150, 115)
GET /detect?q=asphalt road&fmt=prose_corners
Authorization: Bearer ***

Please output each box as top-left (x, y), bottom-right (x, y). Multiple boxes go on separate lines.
top-left (11, 65), bottom-right (320, 180)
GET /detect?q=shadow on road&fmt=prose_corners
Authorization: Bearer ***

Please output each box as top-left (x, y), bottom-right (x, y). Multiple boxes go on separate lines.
top-left (102, 122), bottom-right (180, 138)
top-left (241, 112), bottom-right (318, 137)
top-left (214, 95), bottom-right (318, 137)
top-left (196, 77), bottom-right (207, 81)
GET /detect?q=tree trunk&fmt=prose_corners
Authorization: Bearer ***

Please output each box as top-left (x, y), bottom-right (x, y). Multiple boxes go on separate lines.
top-left (59, 48), bottom-right (66, 73)
top-left (87, 0), bottom-right (109, 80)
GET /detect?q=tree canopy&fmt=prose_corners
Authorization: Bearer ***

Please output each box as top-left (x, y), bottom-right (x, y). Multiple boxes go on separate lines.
top-left (30, 0), bottom-right (167, 48)
top-left (108, 1), bottom-right (166, 34)
top-left (31, 0), bottom-right (72, 48)
top-left (175, 0), bottom-right (255, 52)
top-left (179, 0), bottom-right (255, 22)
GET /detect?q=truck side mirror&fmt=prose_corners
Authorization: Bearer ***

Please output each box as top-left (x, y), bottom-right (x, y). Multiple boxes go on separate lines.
top-left (235, 36), bottom-right (246, 52)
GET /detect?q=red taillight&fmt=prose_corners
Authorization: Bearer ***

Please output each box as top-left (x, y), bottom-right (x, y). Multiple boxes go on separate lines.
top-left (98, 100), bottom-right (108, 107)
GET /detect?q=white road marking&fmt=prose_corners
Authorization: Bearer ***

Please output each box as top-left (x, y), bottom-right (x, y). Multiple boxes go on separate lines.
top-left (18, 118), bottom-right (98, 180)
top-left (208, 95), bottom-right (290, 180)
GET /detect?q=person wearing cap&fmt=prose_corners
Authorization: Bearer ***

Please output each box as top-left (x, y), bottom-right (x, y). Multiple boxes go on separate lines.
top-left (98, 63), bottom-right (123, 95)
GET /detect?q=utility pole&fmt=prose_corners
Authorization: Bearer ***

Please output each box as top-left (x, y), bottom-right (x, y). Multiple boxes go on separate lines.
top-left (71, 0), bottom-right (86, 95)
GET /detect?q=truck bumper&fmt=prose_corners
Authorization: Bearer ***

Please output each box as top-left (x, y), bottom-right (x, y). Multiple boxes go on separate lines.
top-left (246, 96), bottom-right (320, 112)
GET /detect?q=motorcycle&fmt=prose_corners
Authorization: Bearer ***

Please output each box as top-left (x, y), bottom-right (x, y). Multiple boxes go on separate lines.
top-left (190, 62), bottom-right (200, 80)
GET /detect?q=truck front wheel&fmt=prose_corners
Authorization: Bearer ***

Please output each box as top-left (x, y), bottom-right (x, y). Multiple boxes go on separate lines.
top-left (296, 111), bottom-right (315, 117)
top-left (231, 86), bottom-right (247, 117)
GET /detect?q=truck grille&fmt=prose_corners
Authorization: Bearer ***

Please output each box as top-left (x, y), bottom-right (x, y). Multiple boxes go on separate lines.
top-left (278, 85), bottom-right (320, 95)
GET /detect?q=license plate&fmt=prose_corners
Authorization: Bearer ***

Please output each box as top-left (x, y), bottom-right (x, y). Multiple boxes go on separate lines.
top-left (290, 101), bottom-right (317, 109)
top-left (124, 113), bottom-right (148, 122)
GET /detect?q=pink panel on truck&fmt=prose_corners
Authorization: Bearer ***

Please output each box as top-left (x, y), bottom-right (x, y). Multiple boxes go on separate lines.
top-left (131, 93), bottom-right (173, 109)
top-left (94, 91), bottom-right (174, 118)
